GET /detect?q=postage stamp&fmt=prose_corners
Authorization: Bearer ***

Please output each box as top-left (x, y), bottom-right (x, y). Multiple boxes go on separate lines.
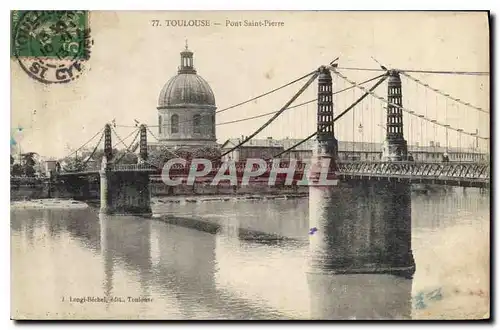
top-left (11, 10), bottom-right (93, 84)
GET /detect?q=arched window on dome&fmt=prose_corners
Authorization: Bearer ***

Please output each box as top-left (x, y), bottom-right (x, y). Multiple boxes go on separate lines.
top-left (193, 114), bottom-right (201, 134)
top-left (158, 116), bottom-right (162, 134)
top-left (171, 114), bottom-right (179, 134)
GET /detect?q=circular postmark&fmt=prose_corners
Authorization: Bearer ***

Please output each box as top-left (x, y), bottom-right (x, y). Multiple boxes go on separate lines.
top-left (12, 11), bottom-right (93, 84)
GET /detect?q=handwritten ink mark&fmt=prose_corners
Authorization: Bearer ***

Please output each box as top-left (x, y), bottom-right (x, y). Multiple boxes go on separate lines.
top-left (413, 288), bottom-right (444, 310)
top-left (413, 292), bottom-right (427, 310)
top-left (426, 288), bottom-right (443, 301)
top-left (309, 227), bottom-right (318, 235)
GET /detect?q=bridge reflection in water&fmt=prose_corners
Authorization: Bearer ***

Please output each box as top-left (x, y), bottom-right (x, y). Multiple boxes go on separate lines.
top-left (308, 181), bottom-right (414, 319)
top-left (11, 188), bottom-right (489, 319)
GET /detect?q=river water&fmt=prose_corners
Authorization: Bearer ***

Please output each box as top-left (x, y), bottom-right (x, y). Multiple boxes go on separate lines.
top-left (11, 187), bottom-right (490, 320)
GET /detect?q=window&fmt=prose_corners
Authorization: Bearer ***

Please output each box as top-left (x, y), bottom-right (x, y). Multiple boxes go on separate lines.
top-left (205, 114), bottom-right (213, 135)
top-left (159, 116), bottom-right (162, 134)
top-left (193, 114), bottom-right (201, 134)
top-left (171, 114), bottom-right (179, 134)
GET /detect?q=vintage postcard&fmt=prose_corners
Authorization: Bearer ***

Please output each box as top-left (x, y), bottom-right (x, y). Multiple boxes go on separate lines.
top-left (10, 11), bottom-right (490, 320)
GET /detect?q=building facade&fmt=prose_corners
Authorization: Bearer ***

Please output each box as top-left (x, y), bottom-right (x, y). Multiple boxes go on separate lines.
top-left (220, 138), bottom-right (284, 162)
top-left (155, 44), bottom-right (217, 149)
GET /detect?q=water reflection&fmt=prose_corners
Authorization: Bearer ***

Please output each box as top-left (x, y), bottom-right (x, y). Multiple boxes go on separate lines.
top-left (11, 187), bottom-right (489, 319)
top-left (99, 212), bottom-right (291, 319)
top-left (307, 273), bottom-right (412, 320)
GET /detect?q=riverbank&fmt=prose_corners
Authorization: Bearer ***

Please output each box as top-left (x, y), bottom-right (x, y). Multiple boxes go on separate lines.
top-left (10, 199), bottom-right (89, 210)
top-left (152, 192), bottom-right (308, 204)
top-left (11, 184), bottom-right (486, 204)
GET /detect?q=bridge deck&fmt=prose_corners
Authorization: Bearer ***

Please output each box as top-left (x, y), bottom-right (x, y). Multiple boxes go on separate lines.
top-left (54, 161), bottom-right (490, 188)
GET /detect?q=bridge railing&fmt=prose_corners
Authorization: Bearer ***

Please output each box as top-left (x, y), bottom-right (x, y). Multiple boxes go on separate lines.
top-left (109, 163), bottom-right (158, 172)
top-left (55, 160), bottom-right (490, 183)
top-left (337, 161), bottom-right (490, 180)
top-left (10, 176), bottom-right (45, 183)
top-left (57, 163), bottom-right (158, 175)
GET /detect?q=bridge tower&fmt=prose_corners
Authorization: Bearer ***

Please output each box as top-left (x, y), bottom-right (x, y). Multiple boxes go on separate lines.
top-left (316, 66), bottom-right (338, 157)
top-left (138, 124), bottom-right (148, 163)
top-left (100, 123), bottom-right (152, 216)
top-left (308, 66), bottom-right (414, 314)
top-left (104, 123), bottom-right (113, 164)
top-left (382, 70), bottom-right (408, 161)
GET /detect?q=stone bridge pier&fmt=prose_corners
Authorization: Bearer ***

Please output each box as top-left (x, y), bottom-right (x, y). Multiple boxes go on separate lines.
top-left (308, 180), bottom-right (415, 278)
top-left (307, 67), bottom-right (415, 318)
top-left (99, 123), bottom-right (152, 216)
top-left (100, 170), bottom-right (152, 216)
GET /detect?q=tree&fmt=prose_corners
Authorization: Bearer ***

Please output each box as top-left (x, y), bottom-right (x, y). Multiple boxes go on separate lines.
top-left (148, 146), bottom-right (183, 169)
top-left (59, 147), bottom-right (141, 172)
top-left (114, 150), bottom-right (138, 164)
top-left (11, 164), bottom-right (23, 176)
top-left (21, 152), bottom-right (37, 177)
top-left (62, 156), bottom-right (87, 172)
top-left (192, 146), bottom-right (222, 160)
top-left (79, 148), bottom-right (139, 166)
top-left (147, 146), bottom-right (223, 170)
top-left (10, 155), bottom-right (14, 166)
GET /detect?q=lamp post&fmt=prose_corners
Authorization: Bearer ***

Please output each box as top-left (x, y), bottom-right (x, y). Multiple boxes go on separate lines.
top-left (457, 129), bottom-right (463, 162)
top-left (431, 119), bottom-right (437, 153)
top-left (358, 123), bottom-right (364, 160)
top-left (471, 129), bottom-right (478, 161)
top-left (408, 110), bottom-right (415, 147)
top-left (418, 114), bottom-right (425, 150)
top-left (444, 124), bottom-right (450, 153)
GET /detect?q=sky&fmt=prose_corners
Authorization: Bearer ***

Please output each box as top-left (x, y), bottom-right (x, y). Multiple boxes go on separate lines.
top-left (11, 11), bottom-right (490, 158)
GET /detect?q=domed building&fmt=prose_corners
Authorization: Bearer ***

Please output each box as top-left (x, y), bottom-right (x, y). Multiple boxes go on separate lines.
top-left (156, 44), bottom-right (217, 148)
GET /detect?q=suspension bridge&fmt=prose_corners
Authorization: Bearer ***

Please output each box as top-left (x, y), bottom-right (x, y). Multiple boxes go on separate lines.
top-left (27, 58), bottom-right (489, 279)
top-left (50, 60), bottom-right (489, 198)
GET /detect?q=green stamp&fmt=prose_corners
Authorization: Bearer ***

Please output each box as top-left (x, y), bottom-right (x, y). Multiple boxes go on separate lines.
top-left (11, 10), bottom-right (93, 84)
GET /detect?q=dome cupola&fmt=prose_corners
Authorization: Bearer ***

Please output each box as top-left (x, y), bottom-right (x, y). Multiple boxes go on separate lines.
top-left (156, 43), bottom-right (217, 149)
top-left (158, 42), bottom-right (216, 108)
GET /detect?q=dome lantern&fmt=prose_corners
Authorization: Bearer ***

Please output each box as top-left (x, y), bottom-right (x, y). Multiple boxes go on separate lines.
top-left (178, 40), bottom-right (196, 74)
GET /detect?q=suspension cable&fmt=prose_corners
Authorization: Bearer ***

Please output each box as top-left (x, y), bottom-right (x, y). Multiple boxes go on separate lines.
top-left (274, 73), bottom-right (388, 158)
top-left (332, 69), bottom-right (489, 140)
top-left (82, 132), bottom-right (105, 167)
top-left (220, 71), bottom-right (320, 159)
top-left (112, 122), bottom-right (189, 162)
top-left (400, 71), bottom-right (489, 114)
top-left (215, 74), bottom-right (385, 127)
top-left (336, 66), bottom-right (489, 76)
top-left (112, 128), bottom-right (139, 149)
top-left (62, 127), bottom-right (104, 160)
top-left (217, 99), bottom-right (316, 126)
top-left (113, 129), bottom-right (141, 164)
top-left (145, 124), bottom-right (183, 159)
top-left (138, 74), bottom-right (386, 131)
top-left (215, 69), bottom-right (318, 114)
top-left (111, 126), bottom-right (132, 149)
top-left (145, 125), bottom-right (159, 142)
